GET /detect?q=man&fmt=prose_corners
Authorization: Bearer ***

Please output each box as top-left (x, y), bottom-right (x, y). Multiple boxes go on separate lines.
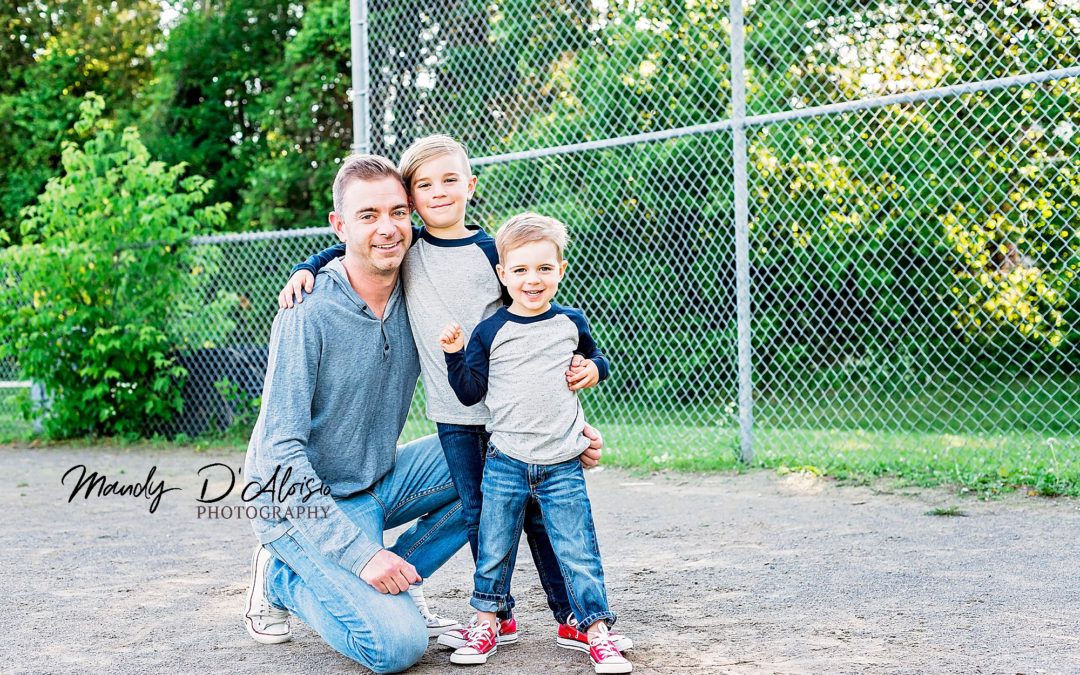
top-left (243, 155), bottom-right (601, 673)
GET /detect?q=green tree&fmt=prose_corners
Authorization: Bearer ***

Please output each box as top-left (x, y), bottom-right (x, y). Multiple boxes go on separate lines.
top-left (0, 94), bottom-right (230, 438)
top-left (0, 0), bottom-right (162, 243)
top-left (141, 0), bottom-right (301, 224)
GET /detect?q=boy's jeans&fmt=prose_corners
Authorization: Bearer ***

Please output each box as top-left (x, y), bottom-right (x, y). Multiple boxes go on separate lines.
top-left (436, 422), bottom-right (573, 622)
top-left (471, 443), bottom-right (616, 630)
top-left (262, 434), bottom-right (467, 674)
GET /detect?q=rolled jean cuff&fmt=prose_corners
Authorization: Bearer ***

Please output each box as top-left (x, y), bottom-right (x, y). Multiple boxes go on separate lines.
top-left (576, 610), bottom-right (617, 630)
top-left (471, 591), bottom-right (512, 614)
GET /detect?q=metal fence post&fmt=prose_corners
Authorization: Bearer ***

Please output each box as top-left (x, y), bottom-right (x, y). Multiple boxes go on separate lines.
top-left (729, 0), bottom-right (754, 464)
top-left (349, 0), bottom-right (371, 154)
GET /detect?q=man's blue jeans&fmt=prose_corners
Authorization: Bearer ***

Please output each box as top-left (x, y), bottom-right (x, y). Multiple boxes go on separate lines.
top-left (436, 422), bottom-right (573, 622)
top-left (471, 444), bottom-right (616, 630)
top-left (262, 434), bottom-right (467, 674)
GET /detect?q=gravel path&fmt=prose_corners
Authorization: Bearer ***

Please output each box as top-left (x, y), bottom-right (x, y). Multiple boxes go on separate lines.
top-left (1, 444), bottom-right (1077, 674)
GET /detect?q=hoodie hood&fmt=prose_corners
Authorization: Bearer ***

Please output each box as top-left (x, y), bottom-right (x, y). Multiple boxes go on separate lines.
top-left (318, 254), bottom-right (404, 320)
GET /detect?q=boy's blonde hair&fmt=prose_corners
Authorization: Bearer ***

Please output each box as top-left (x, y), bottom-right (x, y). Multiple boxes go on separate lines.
top-left (495, 213), bottom-right (569, 264)
top-left (398, 134), bottom-right (472, 192)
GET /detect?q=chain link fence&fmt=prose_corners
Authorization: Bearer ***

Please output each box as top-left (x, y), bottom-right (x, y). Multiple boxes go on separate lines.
top-left (4, 0), bottom-right (1078, 475)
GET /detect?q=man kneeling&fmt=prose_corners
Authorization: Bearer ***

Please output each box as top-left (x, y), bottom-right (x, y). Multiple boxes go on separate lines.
top-left (242, 155), bottom-right (467, 673)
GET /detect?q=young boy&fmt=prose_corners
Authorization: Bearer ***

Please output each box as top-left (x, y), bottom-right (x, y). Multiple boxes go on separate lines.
top-left (439, 213), bottom-right (631, 673)
top-left (279, 136), bottom-right (631, 653)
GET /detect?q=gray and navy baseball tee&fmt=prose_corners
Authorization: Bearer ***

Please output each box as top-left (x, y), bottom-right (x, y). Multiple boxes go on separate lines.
top-left (444, 303), bottom-right (610, 465)
top-left (293, 225), bottom-right (510, 425)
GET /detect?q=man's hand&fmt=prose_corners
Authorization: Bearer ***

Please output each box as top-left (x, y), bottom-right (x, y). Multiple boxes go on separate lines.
top-left (578, 423), bottom-right (603, 469)
top-left (359, 549), bottom-right (421, 594)
top-left (565, 355), bottom-right (601, 391)
top-left (439, 322), bottom-right (465, 353)
top-left (278, 270), bottom-right (315, 309)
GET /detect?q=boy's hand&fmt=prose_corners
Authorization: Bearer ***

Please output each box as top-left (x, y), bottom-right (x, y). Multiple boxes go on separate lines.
top-left (439, 322), bottom-right (465, 353)
top-left (566, 355), bottom-right (601, 391)
top-left (578, 423), bottom-right (603, 468)
top-left (278, 270), bottom-right (315, 309)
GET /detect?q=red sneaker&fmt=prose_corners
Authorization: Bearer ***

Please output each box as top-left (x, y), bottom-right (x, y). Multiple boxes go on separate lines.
top-left (449, 619), bottom-right (498, 665)
top-left (588, 623), bottom-right (632, 673)
top-left (557, 615), bottom-right (633, 653)
top-left (439, 615), bottom-right (518, 649)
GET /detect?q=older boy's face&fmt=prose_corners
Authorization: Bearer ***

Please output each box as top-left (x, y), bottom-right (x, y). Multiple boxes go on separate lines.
top-left (329, 176), bottom-right (412, 278)
top-left (496, 240), bottom-right (568, 317)
top-left (410, 152), bottom-right (476, 233)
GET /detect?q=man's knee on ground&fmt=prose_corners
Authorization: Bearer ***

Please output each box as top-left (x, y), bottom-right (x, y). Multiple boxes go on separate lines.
top-left (344, 602), bottom-right (428, 674)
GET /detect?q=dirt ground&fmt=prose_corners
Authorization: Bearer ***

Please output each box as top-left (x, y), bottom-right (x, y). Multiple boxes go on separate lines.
top-left (1, 444), bottom-right (1077, 675)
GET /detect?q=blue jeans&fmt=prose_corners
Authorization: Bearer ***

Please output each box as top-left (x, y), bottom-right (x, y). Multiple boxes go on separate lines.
top-left (436, 422), bottom-right (573, 622)
top-left (262, 434), bottom-right (467, 674)
top-left (471, 444), bottom-right (616, 630)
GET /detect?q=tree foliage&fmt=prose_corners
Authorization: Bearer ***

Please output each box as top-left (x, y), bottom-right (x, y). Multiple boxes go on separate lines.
top-left (0, 0), bottom-right (1076, 427)
top-left (0, 1), bottom-right (161, 243)
top-left (0, 95), bottom-right (230, 438)
top-left (141, 0), bottom-right (302, 225)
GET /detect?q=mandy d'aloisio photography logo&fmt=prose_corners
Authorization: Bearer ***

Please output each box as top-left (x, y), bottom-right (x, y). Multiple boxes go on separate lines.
top-left (61, 463), bottom-right (332, 519)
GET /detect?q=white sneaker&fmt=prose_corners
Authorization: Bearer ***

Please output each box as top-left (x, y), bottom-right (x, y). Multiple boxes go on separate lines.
top-left (408, 583), bottom-right (463, 637)
top-left (244, 546), bottom-right (291, 644)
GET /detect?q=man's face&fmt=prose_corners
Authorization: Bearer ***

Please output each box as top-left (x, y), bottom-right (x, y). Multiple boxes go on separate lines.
top-left (329, 176), bottom-right (412, 277)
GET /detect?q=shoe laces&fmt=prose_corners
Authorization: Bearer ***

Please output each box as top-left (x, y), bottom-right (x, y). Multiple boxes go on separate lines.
top-left (259, 608), bottom-right (289, 628)
top-left (589, 624), bottom-right (622, 660)
top-left (465, 619), bottom-right (494, 648)
top-left (407, 584), bottom-right (437, 622)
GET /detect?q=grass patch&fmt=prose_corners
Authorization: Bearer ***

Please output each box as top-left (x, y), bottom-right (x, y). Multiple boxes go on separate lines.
top-left (0, 388), bottom-right (34, 442)
top-left (7, 376), bottom-right (1077, 499)
top-left (925, 506), bottom-right (967, 517)
top-left (596, 422), bottom-right (1079, 497)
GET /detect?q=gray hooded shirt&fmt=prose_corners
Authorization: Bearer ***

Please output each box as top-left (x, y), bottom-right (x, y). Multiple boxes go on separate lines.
top-left (244, 256), bottom-right (420, 575)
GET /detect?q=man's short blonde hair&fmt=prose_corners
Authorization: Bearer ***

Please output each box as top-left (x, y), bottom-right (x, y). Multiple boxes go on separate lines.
top-left (398, 134), bottom-right (472, 192)
top-left (495, 212), bottom-right (569, 264)
top-left (332, 154), bottom-right (403, 214)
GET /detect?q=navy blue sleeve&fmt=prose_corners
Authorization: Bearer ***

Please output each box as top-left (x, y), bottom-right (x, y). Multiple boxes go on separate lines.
top-left (475, 236), bottom-right (512, 305)
top-left (444, 317), bottom-right (501, 406)
top-left (292, 243), bottom-right (344, 277)
top-left (291, 227), bottom-right (421, 277)
top-left (564, 308), bottom-right (610, 381)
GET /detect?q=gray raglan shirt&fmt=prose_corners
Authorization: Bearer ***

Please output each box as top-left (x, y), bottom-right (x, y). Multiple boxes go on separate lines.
top-left (244, 256), bottom-right (420, 575)
top-left (444, 303), bottom-right (610, 464)
top-left (400, 227), bottom-right (507, 424)
top-left (293, 226), bottom-right (507, 425)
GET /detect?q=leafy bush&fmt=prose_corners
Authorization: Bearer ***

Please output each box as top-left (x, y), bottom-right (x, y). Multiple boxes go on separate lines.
top-left (0, 94), bottom-right (230, 438)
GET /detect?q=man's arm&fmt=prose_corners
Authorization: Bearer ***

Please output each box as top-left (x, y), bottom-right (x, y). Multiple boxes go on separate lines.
top-left (253, 304), bottom-right (389, 579)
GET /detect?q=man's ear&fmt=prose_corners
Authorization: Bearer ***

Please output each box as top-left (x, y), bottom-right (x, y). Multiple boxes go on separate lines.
top-left (329, 212), bottom-right (346, 243)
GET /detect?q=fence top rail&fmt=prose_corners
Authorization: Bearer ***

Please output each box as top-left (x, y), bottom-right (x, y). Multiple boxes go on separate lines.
top-left (191, 226), bottom-right (333, 246)
top-left (470, 66), bottom-right (1080, 169)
